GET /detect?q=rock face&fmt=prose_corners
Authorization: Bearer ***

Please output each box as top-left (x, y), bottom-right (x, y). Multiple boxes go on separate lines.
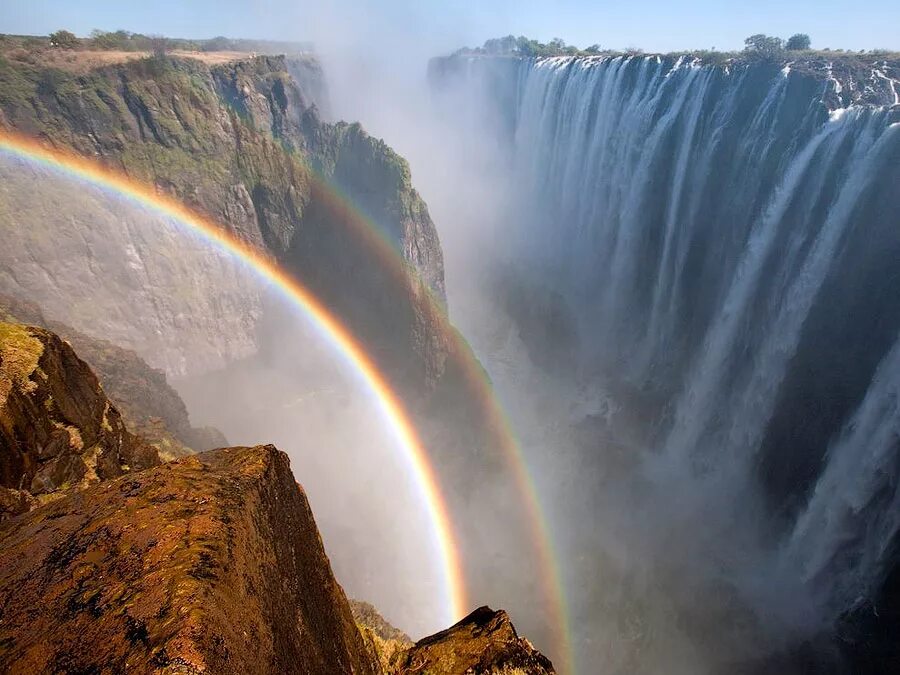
top-left (393, 607), bottom-right (555, 675)
top-left (0, 444), bottom-right (378, 675)
top-left (0, 294), bottom-right (226, 459)
top-left (0, 322), bottom-right (159, 518)
top-left (0, 320), bottom-right (551, 675)
top-left (0, 47), bottom-right (558, 658)
top-left (351, 601), bottom-right (555, 675)
top-left (351, 600), bottom-right (414, 673)
top-left (0, 51), bottom-right (446, 389)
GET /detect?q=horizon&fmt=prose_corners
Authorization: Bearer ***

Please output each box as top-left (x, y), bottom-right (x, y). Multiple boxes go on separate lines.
top-left (2, 0), bottom-right (898, 55)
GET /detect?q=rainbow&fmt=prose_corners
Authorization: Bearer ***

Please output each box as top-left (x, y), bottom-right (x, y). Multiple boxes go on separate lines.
top-left (0, 130), bottom-right (575, 673)
top-left (315, 154), bottom-right (575, 674)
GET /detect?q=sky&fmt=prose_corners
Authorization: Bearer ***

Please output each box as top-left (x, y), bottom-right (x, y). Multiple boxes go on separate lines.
top-left (2, 0), bottom-right (898, 54)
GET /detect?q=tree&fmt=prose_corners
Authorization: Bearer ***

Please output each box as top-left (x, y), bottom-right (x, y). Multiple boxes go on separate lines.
top-left (785, 33), bottom-right (811, 51)
top-left (204, 36), bottom-right (235, 52)
top-left (49, 30), bottom-right (78, 49)
top-left (149, 35), bottom-right (169, 59)
top-left (743, 34), bottom-right (785, 59)
top-left (91, 29), bottom-right (133, 50)
top-left (483, 35), bottom-right (518, 55)
top-left (514, 36), bottom-right (533, 57)
top-left (584, 44), bottom-right (602, 54)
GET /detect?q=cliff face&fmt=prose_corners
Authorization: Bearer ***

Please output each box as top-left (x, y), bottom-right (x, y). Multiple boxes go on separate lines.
top-left (0, 51), bottom-right (446, 391)
top-left (0, 319), bottom-right (553, 675)
top-left (0, 48), bottom-right (558, 661)
top-left (0, 294), bottom-right (225, 459)
top-left (0, 322), bottom-right (159, 518)
top-left (0, 445), bottom-right (377, 674)
top-left (430, 52), bottom-right (900, 109)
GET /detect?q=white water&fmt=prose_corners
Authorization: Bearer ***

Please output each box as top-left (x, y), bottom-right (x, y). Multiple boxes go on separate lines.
top-left (431, 54), bottom-right (900, 672)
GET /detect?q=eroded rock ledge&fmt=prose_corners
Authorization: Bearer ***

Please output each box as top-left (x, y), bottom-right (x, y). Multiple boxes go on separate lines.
top-left (0, 445), bottom-right (377, 674)
top-left (352, 601), bottom-right (556, 675)
top-left (394, 606), bottom-right (556, 675)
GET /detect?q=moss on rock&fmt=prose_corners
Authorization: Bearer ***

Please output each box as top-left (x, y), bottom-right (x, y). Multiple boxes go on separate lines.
top-left (0, 322), bottom-right (44, 406)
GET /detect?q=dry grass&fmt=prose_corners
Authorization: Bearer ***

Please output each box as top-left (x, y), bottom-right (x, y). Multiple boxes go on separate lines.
top-left (0, 47), bottom-right (253, 73)
top-left (169, 50), bottom-right (254, 65)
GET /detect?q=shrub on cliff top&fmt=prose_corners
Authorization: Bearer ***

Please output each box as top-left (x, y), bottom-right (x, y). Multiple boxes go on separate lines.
top-left (49, 30), bottom-right (78, 50)
top-left (786, 33), bottom-right (812, 51)
top-left (744, 34), bottom-right (786, 60)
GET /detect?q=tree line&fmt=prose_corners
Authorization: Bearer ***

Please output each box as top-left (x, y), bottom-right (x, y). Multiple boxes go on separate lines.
top-left (455, 33), bottom-right (822, 60)
top-left (45, 30), bottom-right (311, 55)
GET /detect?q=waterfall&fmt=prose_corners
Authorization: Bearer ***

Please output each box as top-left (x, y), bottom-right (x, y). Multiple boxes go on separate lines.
top-left (431, 53), bottom-right (900, 671)
top-left (782, 332), bottom-right (900, 622)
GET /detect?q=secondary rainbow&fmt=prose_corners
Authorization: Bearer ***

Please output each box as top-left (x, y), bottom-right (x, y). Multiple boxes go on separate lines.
top-left (0, 129), bottom-right (467, 624)
top-left (0, 129), bottom-right (575, 673)
top-left (317, 173), bottom-right (575, 673)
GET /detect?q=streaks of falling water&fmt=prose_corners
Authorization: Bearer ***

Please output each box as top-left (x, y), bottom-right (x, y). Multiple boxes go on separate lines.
top-left (440, 53), bottom-right (900, 645)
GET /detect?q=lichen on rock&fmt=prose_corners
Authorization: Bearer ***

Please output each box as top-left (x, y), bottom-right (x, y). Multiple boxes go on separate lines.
top-left (0, 445), bottom-right (378, 674)
top-left (0, 322), bottom-right (159, 518)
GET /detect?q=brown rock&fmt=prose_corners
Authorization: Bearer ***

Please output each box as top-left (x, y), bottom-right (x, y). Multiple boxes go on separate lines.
top-left (0, 322), bottom-right (159, 511)
top-left (0, 445), bottom-right (378, 675)
top-left (0, 293), bottom-right (228, 458)
top-left (351, 599), bottom-right (414, 673)
top-left (0, 486), bottom-right (35, 519)
top-left (394, 606), bottom-right (555, 675)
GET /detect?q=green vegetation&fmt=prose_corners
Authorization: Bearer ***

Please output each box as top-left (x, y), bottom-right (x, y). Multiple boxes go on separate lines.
top-left (743, 34), bottom-right (787, 60)
top-left (89, 29), bottom-right (132, 50)
top-left (13, 29), bottom-right (314, 55)
top-left (48, 30), bottom-right (78, 49)
top-left (88, 30), bottom-right (177, 55)
top-left (0, 322), bottom-right (44, 406)
top-left (786, 33), bottom-right (812, 51)
top-left (455, 35), bottom-right (585, 58)
top-left (454, 33), bottom-right (898, 64)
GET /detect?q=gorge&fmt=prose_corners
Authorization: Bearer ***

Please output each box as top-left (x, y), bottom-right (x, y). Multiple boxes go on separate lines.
top-left (1, 18), bottom-right (899, 675)
top-left (418, 51), bottom-right (900, 673)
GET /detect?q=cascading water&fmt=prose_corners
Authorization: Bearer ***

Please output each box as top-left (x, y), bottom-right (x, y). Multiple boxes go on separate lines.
top-left (429, 53), bottom-right (900, 673)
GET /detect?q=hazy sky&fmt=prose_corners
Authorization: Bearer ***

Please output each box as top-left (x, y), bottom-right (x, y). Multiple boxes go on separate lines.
top-left (2, 0), bottom-right (897, 53)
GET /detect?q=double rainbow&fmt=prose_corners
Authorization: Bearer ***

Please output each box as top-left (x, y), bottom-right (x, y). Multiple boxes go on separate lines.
top-left (0, 130), bottom-right (574, 674)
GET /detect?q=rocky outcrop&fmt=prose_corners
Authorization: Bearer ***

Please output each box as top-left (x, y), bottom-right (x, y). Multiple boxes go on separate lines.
top-left (393, 607), bottom-right (555, 675)
top-left (0, 294), bottom-right (225, 459)
top-left (0, 322), bottom-right (159, 518)
top-left (351, 600), bottom-right (414, 673)
top-left (0, 314), bottom-right (550, 674)
top-left (351, 601), bottom-right (555, 674)
top-left (0, 445), bottom-right (378, 674)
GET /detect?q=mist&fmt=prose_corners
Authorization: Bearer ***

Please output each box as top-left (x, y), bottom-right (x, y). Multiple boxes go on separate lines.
top-left (174, 292), bottom-right (455, 638)
top-left (3, 5), bottom-right (897, 672)
top-left (0, 158), bottom-right (454, 639)
top-left (300, 5), bottom-right (900, 674)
